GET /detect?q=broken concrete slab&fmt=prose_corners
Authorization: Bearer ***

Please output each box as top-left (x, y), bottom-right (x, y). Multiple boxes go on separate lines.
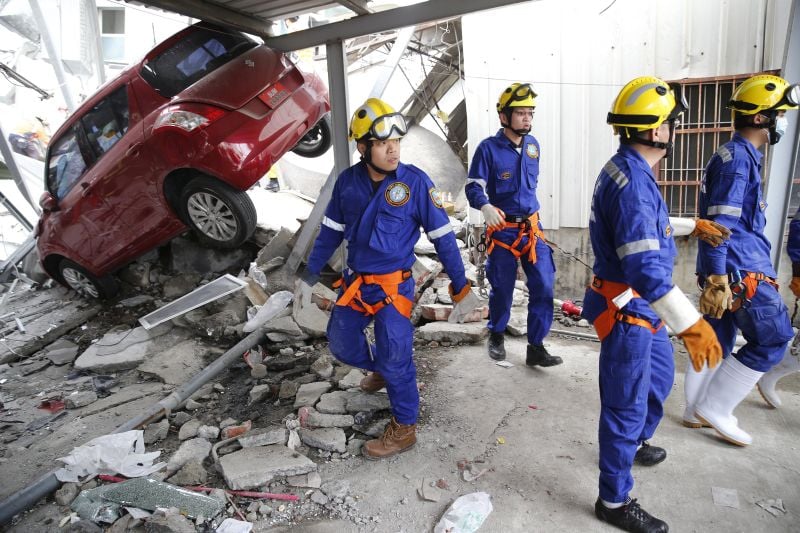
top-left (163, 274), bottom-right (202, 300)
top-left (118, 294), bottom-right (154, 307)
top-left (294, 382), bottom-right (332, 408)
top-left (145, 507), bottom-right (196, 533)
top-left (346, 392), bottom-right (391, 413)
top-left (65, 390), bottom-right (98, 409)
top-left (238, 427), bottom-right (287, 448)
top-left (316, 391), bottom-right (357, 414)
top-left (74, 323), bottom-right (189, 373)
top-left (167, 459), bottom-right (208, 486)
top-left (292, 288), bottom-right (329, 338)
top-left (417, 322), bottom-right (488, 344)
top-left (420, 303), bottom-right (489, 323)
top-left (310, 356), bottom-right (334, 379)
top-left (298, 427), bottom-right (346, 453)
top-left (278, 381), bottom-right (299, 399)
top-left (137, 339), bottom-right (209, 385)
top-left (286, 471), bottom-right (322, 489)
top-left (44, 338), bottom-right (79, 365)
top-left (144, 419), bottom-right (169, 444)
top-left (249, 384), bottom-right (271, 404)
top-left (352, 417), bottom-right (391, 438)
top-left (264, 315), bottom-right (306, 338)
top-left (0, 288), bottom-right (101, 364)
top-left (506, 308), bottom-right (527, 337)
top-left (219, 445), bottom-right (316, 490)
top-left (256, 227), bottom-right (293, 268)
top-left (304, 407), bottom-right (355, 428)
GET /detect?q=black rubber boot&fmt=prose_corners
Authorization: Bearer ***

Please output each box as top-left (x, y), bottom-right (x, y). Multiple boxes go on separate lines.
top-left (595, 498), bottom-right (669, 533)
top-left (634, 441), bottom-right (666, 466)
top-left (488, 332), bottom-right (506, 360)
top-left (526, 344), bottom-right (563, 367)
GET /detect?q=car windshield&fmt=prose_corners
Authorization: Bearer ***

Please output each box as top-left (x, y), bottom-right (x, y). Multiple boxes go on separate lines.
top-left (140, 25), bottom-right (257, 98)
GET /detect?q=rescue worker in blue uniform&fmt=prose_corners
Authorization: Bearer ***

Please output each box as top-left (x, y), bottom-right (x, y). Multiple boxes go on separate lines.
top-left (299, 98), bottom-right (472, 460)
top-left (583, 76), bottom-right (723, 533)
top-left (465, 82), bottom-right (561, 367)
top-left (756, 204), bottom-right (800, 407)
top-left (690, 75), bottom-right (799, 446)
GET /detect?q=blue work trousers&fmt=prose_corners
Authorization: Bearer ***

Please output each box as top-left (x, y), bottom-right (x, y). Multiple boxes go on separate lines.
top-left (486, 233), bottom-right (555, 345)
top-left (598, 324), bottom-right (674, 504)
top-left (326, 276), bottom-right (418, 424)
top-left (706, 280), bottom-right (793, 372)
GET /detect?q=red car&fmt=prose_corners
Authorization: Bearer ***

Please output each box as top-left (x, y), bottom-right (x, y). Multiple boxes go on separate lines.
top-left (36, 22), bottom-right (331, 298)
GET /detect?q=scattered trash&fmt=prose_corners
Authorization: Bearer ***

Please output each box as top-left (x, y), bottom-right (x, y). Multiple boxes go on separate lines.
top-left (91, 375), bottom-right (118, 396)
top-left (418, 478), bottom-right (443, 502)
top-left (217, 517), bottom-right (254, 533)
top-left (434, 491), bottom-right (493, 533)
top-left (55, 430), bottom-right (166, 482)
top-left (221, 420), bottom-right (252, 439)
top-left (560, 300), bottom-right (582, 317)
top-left (436, 479), bottom-right (450, 490)
top-left (458, 461), bottom-right (489, 482)
top-left (756, 498), bottom-right (787, 516)
top-left (496, 437), bottom-right (505, 445)
top-left (38, 397), bottom-right (65, 413)
top-left (711, 486), bottom-right (740, 509)
top-left (495, 360), bottom-right (513, 368)
top-left (528, 405), bottom-right (538, 410)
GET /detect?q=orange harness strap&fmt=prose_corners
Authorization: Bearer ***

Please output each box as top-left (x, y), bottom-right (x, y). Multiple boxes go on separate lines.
top-left (730, 271), bottom-right (779, 312)
top-left (589, 276), bottom-right (663, 341)
top-left (333, 270), bottom-right (414, 318)
top-left (486, 212), bottom-right (546, 263)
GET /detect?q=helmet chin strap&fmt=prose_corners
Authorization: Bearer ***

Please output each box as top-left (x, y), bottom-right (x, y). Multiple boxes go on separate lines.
top-left (630, 121), bottom-right (676, 158)
top-left (501, 110), bottom-right (530, 137)
top-left (361, 140), bottom-right (394, 175)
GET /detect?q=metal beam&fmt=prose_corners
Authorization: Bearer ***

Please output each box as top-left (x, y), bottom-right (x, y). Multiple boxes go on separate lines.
top-left (765, 0), bottom-right (800, 270)
top-left (263, 0), bottom-right (527, 51)
top-left (131, 0), bottom-right (275, 39)
top-left (28, 0), bottom-right (76, 111)
top-left (0, 123), bottom-right (38, 215)
top-left (337, 0), bottom-right (370, 16)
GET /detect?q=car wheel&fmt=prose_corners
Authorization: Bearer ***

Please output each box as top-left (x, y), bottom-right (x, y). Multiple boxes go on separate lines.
top-left (58, 259), bottom-right (118, 299)
top-left (180, 176), bottom-right (256, 249)
top-left (291, 114), bottom-right (332, 158)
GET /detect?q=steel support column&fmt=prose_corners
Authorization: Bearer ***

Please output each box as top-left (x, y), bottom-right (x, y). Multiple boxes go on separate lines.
top-left (0, 123), bottom-right (38, 215)
top-left (28, 0), bottom-right (76, 112)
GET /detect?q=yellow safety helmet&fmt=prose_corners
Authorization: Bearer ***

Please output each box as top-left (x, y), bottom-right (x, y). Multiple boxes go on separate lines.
top-left (728, 74), bottom-right (800, 116)
top-left (496, 82), bottom-right (537, 114)
top-left (348, 98), bottom-right (408, 142)
top-left (607, 76), bottom-right (687, 134)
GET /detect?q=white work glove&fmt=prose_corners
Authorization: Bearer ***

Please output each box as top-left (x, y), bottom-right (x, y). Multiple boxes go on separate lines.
top-left (480, 204), bottom-right (505, 231)
top-left (448, 282), bottom-right (481, 323)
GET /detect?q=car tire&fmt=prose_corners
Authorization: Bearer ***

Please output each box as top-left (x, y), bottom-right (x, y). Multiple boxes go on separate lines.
top-left (180, 176), bottom-right (257, 249)
top-left (58, 259), bottom-right (118, 299)
top-left (291, 114), bottom-right (332, 158)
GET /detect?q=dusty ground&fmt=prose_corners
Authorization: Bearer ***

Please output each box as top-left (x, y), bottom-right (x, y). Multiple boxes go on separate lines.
top-left (4, 330), bottom-right (799, 532)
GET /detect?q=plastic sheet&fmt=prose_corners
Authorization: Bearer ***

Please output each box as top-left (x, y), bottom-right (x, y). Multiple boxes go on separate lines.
top-left (55, 430), bottom-right (166, 482)
top-left (434, 492), bottom-right (493, 533)
top-left (216, 518), bottom-right (254, 533)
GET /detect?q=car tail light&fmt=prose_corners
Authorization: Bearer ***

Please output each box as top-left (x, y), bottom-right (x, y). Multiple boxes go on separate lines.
top-left (154, 104), bottom-right (226, 133)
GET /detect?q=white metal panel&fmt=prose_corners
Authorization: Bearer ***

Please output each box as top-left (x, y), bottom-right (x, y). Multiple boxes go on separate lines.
top-left (463, 0), bottom-right (790, 230)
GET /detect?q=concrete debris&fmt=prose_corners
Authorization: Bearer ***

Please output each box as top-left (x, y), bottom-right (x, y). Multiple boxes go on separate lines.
top-left (44, 338), bottom-right (80, 365)
top-left (245, 292), bottom-right (294, 334)
top-left (320, 479), bottom-right (350, 500)
top-left (145, 506), bottom-right (197, 533)
top-left (55, 482), bottom-right (81, 506)
top-left (417, 322), bottom-right (489, 344)
top-left (219, 445), bottom-right (316, 490)
top-left (294, 382), bottom-right (332, 408)
top-left (137, 340), bottom-right (210, 385)
top-left (352, 418), bottom-right (391, 438)
top-left (417, 478), bottom-right (442, 502)
top-left (216, 517), bottom-right (254, 533)
top-left (237, 427), bottom-right (287, 448)
top-left (337, 369), bottom-right (365, 390)
top-left (310, 490), bottom-right (329, 505)
top-left (178, 419), bottom-right (202, 441)
top-left (118, 294), bottom-right (154, 307)
top-left (73, 323), bottom-right (182, 373)
top-left (278, 381), bottom-right (299, 399)
top-left (506, 308), bottom-right (528, 336)
top-left (144, 419), bottom-right (170, 444)
top-left (346, 439), bottom-right (364, 456)
top-left (169, 236), bottom-right (250, 275)
top-left (316, 391), bottom-right (357, 414)
top-left (420, 303), bottom-right (489, 323)
top-left (168, 438), bottom-right (212, 472)
top-left (249, 384), bottom-right (271, 404)
top-left (172, 412), bottom-right (192, 427)
top-left (256, 227), bottom-right (293, 268)
top-left (304, 407), bottom-right (355, 428)
top-left (286, 471), bottom-right (322, 488)
top-left (345, 392), bottom-right (391, 413)
top-left (250, 363), bottom-right (268, 379)
top-left (197, 425), bottom-right (220, 439)
top-left (298, 427), bottom-right (347, 453)
top-left (163, 274), bottom-right (202, 299)
top-left (264, 315), bottom-right (305, 338)
top-left (310, 355), bottom-right (334, 379)
top-left (167, 459), bottom-right (208, 486)
top-left (65, 390), bottom-right (97, 409)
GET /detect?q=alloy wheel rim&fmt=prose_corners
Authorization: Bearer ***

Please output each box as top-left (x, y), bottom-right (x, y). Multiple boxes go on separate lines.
top-left (187, 191), bottom-right (238, 242)
top-left (62, 267), bottom-right (99, 298)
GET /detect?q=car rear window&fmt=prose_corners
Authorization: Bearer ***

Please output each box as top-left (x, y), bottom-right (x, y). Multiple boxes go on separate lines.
top-left (140, 26), bottom-right (257, 98)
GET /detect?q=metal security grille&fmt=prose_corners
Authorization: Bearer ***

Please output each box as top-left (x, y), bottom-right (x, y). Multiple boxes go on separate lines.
top-left (658, 74), bottom-right (773, 217)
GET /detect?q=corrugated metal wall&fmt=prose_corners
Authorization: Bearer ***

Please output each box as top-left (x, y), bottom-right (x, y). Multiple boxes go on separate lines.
top-left (462, 0), bottom-right (791, 229)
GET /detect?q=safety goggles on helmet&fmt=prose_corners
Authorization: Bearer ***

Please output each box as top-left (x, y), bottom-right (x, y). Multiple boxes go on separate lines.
top-left (507, 83), bottom-right (537, 106)
top-left (367, 112), bottom-right (408, 141)
top-left (666, 82), bottom-right (688, 121)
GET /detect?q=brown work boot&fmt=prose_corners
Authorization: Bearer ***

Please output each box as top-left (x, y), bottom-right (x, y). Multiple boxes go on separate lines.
top-left (359, 372), bottom-right (386, 393)
top-left (363, 417), bottom-right (416, 460)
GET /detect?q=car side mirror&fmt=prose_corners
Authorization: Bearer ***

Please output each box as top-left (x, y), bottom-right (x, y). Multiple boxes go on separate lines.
top-left (39, 192), bottom-right (59, 213)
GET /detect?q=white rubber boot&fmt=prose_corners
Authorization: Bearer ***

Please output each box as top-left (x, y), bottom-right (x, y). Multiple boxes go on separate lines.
top-left (682, 361), bottom-right (716, 428)
top-left (695, 356), bottom-right (764, 446)
top-left (756, 347), bottom-right (800, 408)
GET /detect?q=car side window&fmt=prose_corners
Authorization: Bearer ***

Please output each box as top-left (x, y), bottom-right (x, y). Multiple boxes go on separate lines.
top-left (80, 86), bottom-right (130, 157)
top-left (47, 128), bottom-right (88, 200)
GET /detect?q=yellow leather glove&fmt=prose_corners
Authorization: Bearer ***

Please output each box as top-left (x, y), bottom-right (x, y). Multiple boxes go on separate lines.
top-left (691, 219), bottom-right (731, 247)
top-left (678, 317), bottom-right (723, 372)
top-left (699, 274), bottom-right (732, 319)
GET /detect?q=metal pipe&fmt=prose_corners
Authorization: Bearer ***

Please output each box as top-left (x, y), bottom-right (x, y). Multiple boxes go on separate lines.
top-left (0, 326), bottom-right (268, 525)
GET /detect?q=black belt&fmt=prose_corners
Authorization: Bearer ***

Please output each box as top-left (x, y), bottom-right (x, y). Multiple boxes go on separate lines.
top-left (504, 214), bottom-right (532, 223)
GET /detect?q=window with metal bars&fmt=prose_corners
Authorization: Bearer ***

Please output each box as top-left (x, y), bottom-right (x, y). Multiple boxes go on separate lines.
top-left (657, 74), bottom-right (774, 217)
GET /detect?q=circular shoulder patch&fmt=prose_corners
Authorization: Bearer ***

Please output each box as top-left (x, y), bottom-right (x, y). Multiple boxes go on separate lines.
top-left (526, 143), bottom-right (539, 159)
top-left (385, 182), bottom-right (410, 206)
top-left (429, 187), bottom-right (443, 208)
